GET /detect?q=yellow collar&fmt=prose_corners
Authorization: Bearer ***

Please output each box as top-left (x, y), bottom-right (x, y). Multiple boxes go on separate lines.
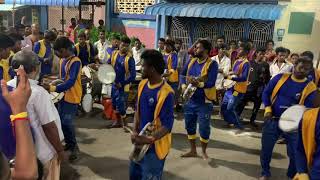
top-left (147, 80), bottom-right (163, 89)
top-left (197, 57), bottom-right (209, 64)
top-left (291, 75), bottom-right (307, 83)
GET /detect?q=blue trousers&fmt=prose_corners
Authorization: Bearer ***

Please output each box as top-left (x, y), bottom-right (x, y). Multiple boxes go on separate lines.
top-left (260, 119), bottom-right (298, 178)
top-left (184, 102), bottom-right (213, 142)
top-left (58, 100), bottom-right (78, 150)
top-left (111, 85), bottom-right (128, 116)
top-left (221, 90), bottom-right (244, 129)
top-left (129, 149), bottom-right (165, 180)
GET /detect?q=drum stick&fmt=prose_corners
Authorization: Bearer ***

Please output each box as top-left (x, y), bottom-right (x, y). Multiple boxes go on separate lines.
top-left (124, 127), bottom-right (134, 135)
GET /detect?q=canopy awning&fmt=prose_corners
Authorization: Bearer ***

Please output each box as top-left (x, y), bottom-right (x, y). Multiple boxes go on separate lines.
top-left (0, 4), bottom-right (27, 11)
top-left (4, 0), bottom-right (80, 7)
top-left (145, 2), bottom-right (286, 21)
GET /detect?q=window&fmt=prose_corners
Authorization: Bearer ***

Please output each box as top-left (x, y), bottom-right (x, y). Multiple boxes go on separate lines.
top-left (114, 0), bottom-right (155, 14)
top-left (288, 12), bottom-right (315, 35)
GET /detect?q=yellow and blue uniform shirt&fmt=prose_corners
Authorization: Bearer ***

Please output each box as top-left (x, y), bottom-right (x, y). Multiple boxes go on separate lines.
top-left (136, 79), bottom-right (174, 159)
top-left (56, 56), bottom-right (82, 104)
top-left (0, 51), bottom-right (15, 81)
top-left (34, 40), bottom-right (54, 77)
top-left (163, 52), bottom-right (179, 83)
top-left (107, 51), bottom-right (136, 91)
top-left (74, 42), bottom-right (95, 66)
top-left (296, 108), bottom-right (320, 179)
top-left (307, 68), bottom-right (320, 89)
top-left (180, 58), bottom-right (218, 104)
top-left (106, 46), bottom-right (117, 61)
top-left (231, 58), bottom-right (250, 94)
top-left (262, 73), bottom-right (317, 118)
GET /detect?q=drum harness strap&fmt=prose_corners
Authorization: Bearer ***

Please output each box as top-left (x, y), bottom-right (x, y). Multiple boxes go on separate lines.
top-left (271, 73), bottom-right (317, 105)
top-left (111, 50), bottom-right (132, 92)
top-left (232, 58), bottom-right (250, 94)
top-left (75, 42), bottom-right (91, 62)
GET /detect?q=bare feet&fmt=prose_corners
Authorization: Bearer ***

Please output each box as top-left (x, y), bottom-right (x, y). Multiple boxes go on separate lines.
top-left (181, 151), bottom-right (199, 158)
top-left (202, 152), bottom-right (209, 160)
top-left (258, 176), bottom-right (269, 180)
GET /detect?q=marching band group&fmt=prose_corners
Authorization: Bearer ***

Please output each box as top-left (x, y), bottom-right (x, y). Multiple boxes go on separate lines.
top-left (0, 18), bottom-right (320, 180)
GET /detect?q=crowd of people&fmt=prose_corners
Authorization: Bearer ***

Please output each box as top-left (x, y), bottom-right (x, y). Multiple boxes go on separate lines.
top-left (0, 16), bottom-right (319, 180)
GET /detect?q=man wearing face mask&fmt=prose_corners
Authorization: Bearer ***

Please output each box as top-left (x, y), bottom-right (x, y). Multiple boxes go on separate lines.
top-left (259, 57), bottom-right (317, 180)
top-left (8, 50), bottom-right (65, 179)
top-left (107, 36), bottom-right (136, 131)
top-left (33, 30), bottom-right (57, 79)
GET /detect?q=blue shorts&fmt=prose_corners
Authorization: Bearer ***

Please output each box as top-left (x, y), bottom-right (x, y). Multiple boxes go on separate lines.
top-left (111, 85), bottom-right (128, 116)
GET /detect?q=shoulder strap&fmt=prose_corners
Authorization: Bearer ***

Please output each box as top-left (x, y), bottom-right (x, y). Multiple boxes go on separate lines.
top-left (111, 50), bottom-right (119, 67)
top-left (271, 73), bottom-right (291, 104)
top-left (200, 58), bottom-right (213, 77)
top-left (299, 81), bottom-right (317, 105)
top-left (187, 58), bottom-right (198, 76)
top-left (38, 40), bottom-right (47, 58)
top-left (302, 108), bottom-right (320, 169)
top-left (124, 53), bottom-right (132, 75)
top-left (314, 69), bottom-right (320, 86)
top-left (154, 82), bottom-right (174, 124)
top-left (237, 59), bottom-right (249, 75)
top-left (75, 43), bottom-right (80, 56)
top-left (136, 79), bottom-right (149, 124)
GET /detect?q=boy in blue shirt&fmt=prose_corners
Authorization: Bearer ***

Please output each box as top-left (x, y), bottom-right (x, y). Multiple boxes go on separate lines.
top-left (74, 32), bottom-right (95, 66)
top-left (259, 57), bottom-right (317, 180)
top-left (129, 49), bottom-right (174, 180)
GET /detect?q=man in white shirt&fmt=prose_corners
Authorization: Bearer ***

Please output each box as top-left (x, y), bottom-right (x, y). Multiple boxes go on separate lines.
top-left (8, 50), bottom-right (65, 180)
top-left (211, 44), bottom-right (231, 90)
top-left (94, 30), bottom-right (110, 64)
top-left (270, 47), bottom-right (293, 78)
top-left (21, 25), bottom-right (33, 51)
top-left (132, 39), bottom-right (144, 71)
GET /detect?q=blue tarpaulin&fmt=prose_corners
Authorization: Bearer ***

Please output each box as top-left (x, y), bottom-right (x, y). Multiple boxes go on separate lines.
top-left (5, 0), bottom-right (80, 7)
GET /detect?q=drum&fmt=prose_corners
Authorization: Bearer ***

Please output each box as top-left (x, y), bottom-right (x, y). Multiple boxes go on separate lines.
top-left (129, 122), bottom-right (154, 162)
top-left (223, 79), bottom-right (236, 89)
top-left (182, 84), bottom-right (197, 102)
top-left (279, 105), bottom-right (306, 132)
top-left (42, 76), bottom-right (64, 104)
top-left (82, 94), bottom-right (93, 113)
top-left (97, 64), bottom-right (116, 84)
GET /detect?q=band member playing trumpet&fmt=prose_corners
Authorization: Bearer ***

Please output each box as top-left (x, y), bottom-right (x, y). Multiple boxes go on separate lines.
top-left (180, 39), bottom-right (218, 160)
top-left (130, 49), bottom-right (174, 180)
top-left (221, 42), bottom-right (250, 132)
top-left (33, 30), bottom-right (57, 79)
top-left (45, 37), bottom-right (82, 162)
top-left (295, 93), bottom-right (320, 180)
top-left (107, 37), bottom-right (136, 131)
top-left (259, 57), bottom-right (317, 180)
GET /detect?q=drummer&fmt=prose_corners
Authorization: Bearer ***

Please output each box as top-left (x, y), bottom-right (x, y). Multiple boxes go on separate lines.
top-left (295, 92), bottom-right (320, 179)
top-left (162, 39), bottom-right (179, 92)
top-left (75, 32), bottom-right (95, 66)
top-left (221, 42), bottom-right (250, 132)
top-left (45, 37), bottom-right (82, 162)
top-left (33, 30), bottom-right (57, 79)
top-left (106, 34), bottom-right (120, 60)
top-left (259, 57), bottom-right (317, 180)
top-left (107, 36), bottom-right (136, 131)
top-left (129, 49), bottom-right (174, 180)
top-left (180, 39), bottom-right (218, 160)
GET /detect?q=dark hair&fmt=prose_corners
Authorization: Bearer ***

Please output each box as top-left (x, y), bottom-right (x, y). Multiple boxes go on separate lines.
top-left (99, 30), bottom-right (105, 34)
top-left (216, 35), bottom-right (225, 41)
top-left (217, 43), bottom-right (227, 49)
top-left (301, 51), bottom-right (314, 61)
top-left (291, 53), bottom-right (299, 58)
top-left (141, 49), bottom-right (165, 75)
top-left (110, 34), bottom-right (120, 40)
top-left (120, 36), bottom-right (131, 44)
top-left (256, 47), bottom-right (266, 53)
top-left (266, 39), bottom-right (274, 46)
top-left (286, 48), bottom-right (291, 55)
top-left (247, 39), bottom-right (253, 43)
top-left (197, 39), bottom-right (212, 53)
top-left (239, 42), bottom-right (251, 54)
top-left (0, 33), bottom-right (14, 49)
top-left (164, 39), bottom-right (175, 48)
top-left (44, 30), bottom-right (57, 41)
top-left (239, 38), bottom-right (246, 43)
top-left (53, 36), bottom-right (74, 52)
top-left (296, 57), bottom-right (313, 66)
top-left (98, 19), bottom-right (104, 24)
top-left (275, 47), bottom-right (287, 55)
top-left (175, 39), bottom-right (183, 44)
top-left (229, 40), bottom-right (236, 45)
top-left (134, 38), bottom-right (141, 43)
top-left (78, 32), bottom-right (86, 39)
top-left (158, 38), bottom-right (165, 42)
top-left (71, 18), bottom-right (76, 21)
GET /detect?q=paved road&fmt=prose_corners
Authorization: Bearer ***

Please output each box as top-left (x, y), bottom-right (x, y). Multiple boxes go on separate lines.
top-left (61, 109), bottom-right (289, 180)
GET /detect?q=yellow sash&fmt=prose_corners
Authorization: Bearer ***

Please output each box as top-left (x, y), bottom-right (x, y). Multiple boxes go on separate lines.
top-left (0, 51), bottom-right (14, 81)
top-left (302, 108), bottom-right (319, 170)
top-left (233, 58), bottom-right (250, 93)
top-left (314, 69), bottom-right (320, 87)
top-left (166, 52), bottom-right (179, 83)
top-left (59, 56), bottom-right (82, 104)
top-left (75, 42), bottom-right (91, 61)
top-left (271, 73), bottom-right (317, 105)
top-left (187, 58), bottom-right (216, 101)
top-left (37, 40), bottom-right (47, 58)
top-left (111, 50), bottom-right (131, 92)
top-left (137, 79), bottom-right (174, 160)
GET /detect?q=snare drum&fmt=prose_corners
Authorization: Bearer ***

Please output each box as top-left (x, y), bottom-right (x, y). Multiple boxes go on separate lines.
top-left (279, 105), bottom-right (306, 132)
top-left (42, 76), bottom-right (64, 104)
top-left (223, 79), bottom-right (236, 89)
